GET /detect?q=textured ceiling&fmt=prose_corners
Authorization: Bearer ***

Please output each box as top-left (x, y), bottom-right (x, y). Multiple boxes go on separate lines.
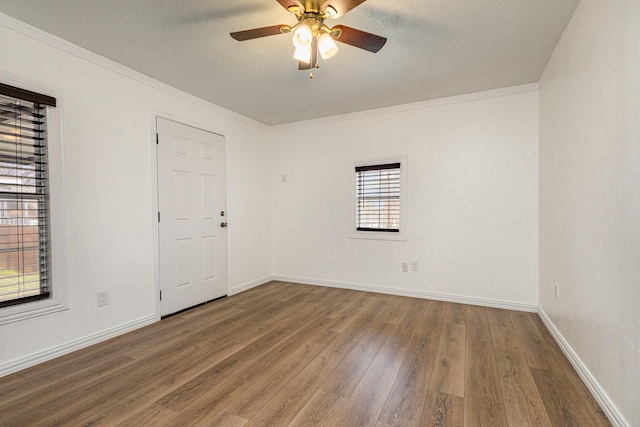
top-left (0, 0), bottom-right (579, 125)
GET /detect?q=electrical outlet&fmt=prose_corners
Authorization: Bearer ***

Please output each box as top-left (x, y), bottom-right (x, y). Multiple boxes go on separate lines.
top-left (402, 262), bottom-right (409, 273)
top-left (555, 284), bottom-right (559, 301)
top-left (411, 260), bottom-right (419, 271)
top-left (97, 290), bottom-right (109, 307)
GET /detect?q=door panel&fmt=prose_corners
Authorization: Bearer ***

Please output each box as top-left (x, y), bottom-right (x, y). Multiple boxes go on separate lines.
top-left (157, 117), bottom-right (227, 316)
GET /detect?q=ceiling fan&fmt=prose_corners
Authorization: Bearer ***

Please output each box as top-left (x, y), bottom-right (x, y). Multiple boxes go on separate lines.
top-left (230, 0), bottom-right (386, 75)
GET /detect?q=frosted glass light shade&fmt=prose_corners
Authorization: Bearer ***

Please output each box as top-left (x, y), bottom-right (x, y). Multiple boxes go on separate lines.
top-left (292, 24), bottom-right (313, 48)
top-left (293, 46), bottom-right (312, 63)
top-left (318, 33), bottom-right (338, 59)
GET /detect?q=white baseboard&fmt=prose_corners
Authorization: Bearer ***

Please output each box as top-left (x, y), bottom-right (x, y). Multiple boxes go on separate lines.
top-left (0, 314), bottom-right (157, 378)
top-left (537, 307), bottom-right (629, 427)
top-left (2, 275), bottom-right (271, 378)
top-left (271, 275), bottom-right (538, 312)
top-left (5, 278), bottom-right (625, 426)
top-left (229, 275), bottom-right (273, 296)
top-left (0, 275), bottom-right (542, 378)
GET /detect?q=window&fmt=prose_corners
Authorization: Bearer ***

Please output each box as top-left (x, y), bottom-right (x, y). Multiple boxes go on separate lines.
top-left (0, 83), bottom-right (56, 308)
top-left (351, 157), bottom-right (407, 241)
top-left (356, 163), bottom-right (401, 231)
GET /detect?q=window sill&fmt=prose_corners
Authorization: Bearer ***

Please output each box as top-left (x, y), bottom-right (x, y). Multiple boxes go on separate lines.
top-left (349, 230), bottom-right (407, 241)
top-left (0, 297), bottom-right (68, 326)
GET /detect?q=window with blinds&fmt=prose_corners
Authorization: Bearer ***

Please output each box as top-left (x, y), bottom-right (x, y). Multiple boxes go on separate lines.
top-left (0, 83), bottom-right (56, 308)
top-left (356, 162), bottom-right (401, 232)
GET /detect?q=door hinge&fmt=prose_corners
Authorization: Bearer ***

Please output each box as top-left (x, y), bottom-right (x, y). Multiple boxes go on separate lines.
top-left (158, 212), bottom-right (161, 222)
top-left (156, 133), bottom-right (159, 144)
top-left (160, 290), bottom-right (162, 301)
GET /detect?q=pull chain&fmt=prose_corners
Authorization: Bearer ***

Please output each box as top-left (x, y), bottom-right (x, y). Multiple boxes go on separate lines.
top-left (310, 41), bottom-right (320, 78)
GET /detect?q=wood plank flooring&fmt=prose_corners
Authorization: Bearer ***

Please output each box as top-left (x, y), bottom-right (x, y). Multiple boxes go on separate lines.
top-left (0, 281), bottom-right (612, 426)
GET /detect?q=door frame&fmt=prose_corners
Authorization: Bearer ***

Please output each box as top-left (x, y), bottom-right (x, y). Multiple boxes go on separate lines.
top-left (149, 110), bottom-right (232, 319)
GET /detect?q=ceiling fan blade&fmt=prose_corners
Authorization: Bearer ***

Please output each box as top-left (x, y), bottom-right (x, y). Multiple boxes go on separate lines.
top-left (332, 25), bottom-right (386, 53)
top-left (275, 0), bottom-right (304, 13)
top-left (322, 0), bottom-right (367, 18)
top-left (230, 25), bottom-right (289, 41)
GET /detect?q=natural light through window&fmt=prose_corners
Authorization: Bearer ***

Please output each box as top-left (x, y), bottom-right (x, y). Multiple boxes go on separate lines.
top-left (0, 85), bottom-right (53, 308)
top-left (355, 163), bottom-right (401, 232)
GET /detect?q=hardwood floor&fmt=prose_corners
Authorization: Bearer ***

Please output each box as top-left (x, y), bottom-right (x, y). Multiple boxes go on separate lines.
top-left (0, 282), bottom-right (611, 426)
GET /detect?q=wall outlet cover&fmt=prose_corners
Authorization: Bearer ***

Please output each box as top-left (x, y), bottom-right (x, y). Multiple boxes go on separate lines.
top-left (97, 291), bottom-right (109, 307)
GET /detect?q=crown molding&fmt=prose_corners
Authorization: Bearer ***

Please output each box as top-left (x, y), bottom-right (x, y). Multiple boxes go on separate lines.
top-left (539, 0), bottom-right (592, 86)
top-left (0, 12), bottom-right (268, 131)
top-left (0, 11), bottom-right (543, 131)
top-left (270, 83), bottom-right (539, 131)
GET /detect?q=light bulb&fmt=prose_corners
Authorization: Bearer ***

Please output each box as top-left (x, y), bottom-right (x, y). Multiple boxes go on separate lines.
top-left (292, 24), bottom-right (312, 48)
top-left (293, 46), bottom-right (312, 63)
top-left (318, 33), bottom-right (338, 59)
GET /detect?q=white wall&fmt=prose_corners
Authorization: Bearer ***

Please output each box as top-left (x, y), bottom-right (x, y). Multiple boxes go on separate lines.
top-left (271, 89), bottom-right (540, 309)
top-left (2, 6), bottom-right (637, 425)
top-left (0, 16), bottom-right (272, 370)
top-left (538, 0), bottom-right (639, 425)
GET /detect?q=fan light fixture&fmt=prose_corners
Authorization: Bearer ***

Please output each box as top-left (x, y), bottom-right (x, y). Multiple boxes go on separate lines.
top-left (230, 0), bottom-right (387, 77)
top-left (293, 46), bottom-right (312, 63)
top-left (291, 22), bottom-right (339, 66)
top-left (292, 24), bottom-right (312, 48)
top-left (318, 33), bottom-right (338, 59)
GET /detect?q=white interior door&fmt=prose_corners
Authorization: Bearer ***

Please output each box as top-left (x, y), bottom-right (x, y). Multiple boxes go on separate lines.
top-left (156, 117), bottom-right (227, 316)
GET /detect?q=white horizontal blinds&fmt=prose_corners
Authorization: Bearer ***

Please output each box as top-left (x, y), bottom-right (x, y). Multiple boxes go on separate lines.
top-left (0, 83), bottom-right (55, 308)
top-left (356, 163), bottom-right (401, 232)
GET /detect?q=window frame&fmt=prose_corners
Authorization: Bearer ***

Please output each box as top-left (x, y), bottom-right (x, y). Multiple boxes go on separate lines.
top-left (0, 76), bottom-right (68, 325)
top-left (349, 155), bottom-right (407, 241)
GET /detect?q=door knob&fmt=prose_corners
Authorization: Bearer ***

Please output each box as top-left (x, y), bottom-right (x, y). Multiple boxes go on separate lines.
top-left (220, 222), bottom-right (228, 228)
